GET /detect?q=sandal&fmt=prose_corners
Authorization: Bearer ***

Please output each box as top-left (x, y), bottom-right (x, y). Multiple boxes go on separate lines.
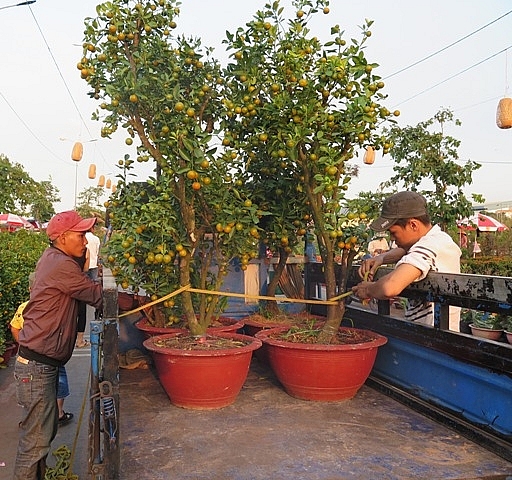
top-left (58, 412), bottom-right (74, 426)
top-left (75, 340), bottom-right (90, 348)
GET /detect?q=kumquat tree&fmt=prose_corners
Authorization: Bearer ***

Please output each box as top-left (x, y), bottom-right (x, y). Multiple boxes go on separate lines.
top-left (222, 0), bottom-right (398, 341)
top-left (80, 0), bottom-right (260, 335)
top-left (80, 0), bottom-right (397, 340)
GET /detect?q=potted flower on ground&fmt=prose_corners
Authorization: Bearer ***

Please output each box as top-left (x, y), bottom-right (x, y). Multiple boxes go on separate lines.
top-left (222, 0), bottom-right (394, 399)
top-left (80, 0), bottom-right (262, 408)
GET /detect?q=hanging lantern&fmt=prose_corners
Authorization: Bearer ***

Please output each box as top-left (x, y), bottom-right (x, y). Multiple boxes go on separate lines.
top-left (363, 146), bottom-right (375, 165)
top-left (106, 178), bottom-right (112, 189)
top-left (88, 163), bottom-right (96, 179)
top-left (98, 175), bottom-right (105, 187)
top-left (496, 97), bottom-right (512, 129)
top-left (71, 142), bottom-right (83, 161)
top-left (111, 184), bottom-right (117, 193)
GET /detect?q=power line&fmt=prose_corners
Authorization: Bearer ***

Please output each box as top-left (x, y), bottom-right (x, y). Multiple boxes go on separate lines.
top-left (454, 94), bottom-right (501, 113)
top-left (384, 9), bottom-right (512, 79)
top-left (27, 4), bottom-right (112, 173)
top-left (27, 6), bottom-right (94, 141)
top-left (393, 45), bottom-right (512, 108)
top-left (0, 89), bottom-right (68, 165)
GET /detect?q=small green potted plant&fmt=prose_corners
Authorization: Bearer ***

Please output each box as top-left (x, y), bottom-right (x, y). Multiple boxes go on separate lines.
top-left (465, 310), bottom-right (504, 341)
top-left (498, 314), bottom-right (512, 344)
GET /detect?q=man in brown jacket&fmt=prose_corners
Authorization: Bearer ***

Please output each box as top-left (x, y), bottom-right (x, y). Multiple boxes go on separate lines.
top-left (13, 211), bottom-right (103, 480)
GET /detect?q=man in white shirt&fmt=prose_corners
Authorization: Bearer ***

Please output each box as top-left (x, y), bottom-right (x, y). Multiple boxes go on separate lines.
top-left (352, 191), bottom-right (461, 331)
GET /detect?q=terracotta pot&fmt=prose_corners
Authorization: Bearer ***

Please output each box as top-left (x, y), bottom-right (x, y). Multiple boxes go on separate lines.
top-left (207, 317), bottom-right (245, 334)
top-left (135, 316), bottom-right (187, 340)
top-left (243, 313), bottom-right (324, 364)
top-left (143, 332), bottom-right (262, 409)
top-left (469, 324), bottom-right (504, 341)
top-left (255, 326), bottom-right (387, 401)
top-left (243, 315), bottom-right (296, 364)
top-left (135, 316), bottom-right (244, 340)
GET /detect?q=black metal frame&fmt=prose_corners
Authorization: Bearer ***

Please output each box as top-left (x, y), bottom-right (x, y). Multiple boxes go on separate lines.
top-left (89, 271), bottom-right (120, 479)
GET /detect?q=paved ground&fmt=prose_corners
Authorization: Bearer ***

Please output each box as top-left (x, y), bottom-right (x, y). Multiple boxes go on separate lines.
top-left (1, 312), bottom-right (512, 479)
top-left (0, 349), bottom-right (91, 480)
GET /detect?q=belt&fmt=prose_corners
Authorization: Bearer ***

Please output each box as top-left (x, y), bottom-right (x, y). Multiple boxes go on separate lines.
top-left (16, 355), bottom-right (29, 365)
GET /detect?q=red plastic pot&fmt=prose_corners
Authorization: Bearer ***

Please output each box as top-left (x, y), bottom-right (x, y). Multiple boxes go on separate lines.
top-left (243, 313), bottom-right (324, 364)
top-left (255, 326), bottom-right (387, 401)
top-left (143, 332), bottom-right (261, 409)
top-left (135, 316), bottom-right (187, 339)
top-left (135, 316), bottom-right (244, 340)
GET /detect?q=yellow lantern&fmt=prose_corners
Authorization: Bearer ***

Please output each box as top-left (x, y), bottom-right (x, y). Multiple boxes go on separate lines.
top-left (98, 175), bottom-right (105, 187)
top-left (363, 146), bottom-right (375, 165)
top-left (111, 184), bottom-right (117, 193)
top-left (106, 178), bottom-right (112, 189)
top-left (71, 142), bottom-right (83, 161)
top-left (88, 163), bottom-right (96, 179)
top-left (496, 97), bottom-right (512, 129)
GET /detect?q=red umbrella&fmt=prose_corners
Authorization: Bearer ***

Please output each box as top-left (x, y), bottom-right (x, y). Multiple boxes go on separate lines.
top-left (458, 213), bottom-right (508, 232)
top-left (0, 213), bottom-right (34, 230)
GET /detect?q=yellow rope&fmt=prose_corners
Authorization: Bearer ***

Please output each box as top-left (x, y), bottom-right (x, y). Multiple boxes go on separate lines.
top-left (119, 284), bottom-right (354, 318)
top-left (187, 287), bottom-right (348, 305)
top-left (44, 371), bottom-right (90, 479)
top-left (118, 284), bottom-right (191, 317)
top-left (328, 290), bottom-right (353, 302)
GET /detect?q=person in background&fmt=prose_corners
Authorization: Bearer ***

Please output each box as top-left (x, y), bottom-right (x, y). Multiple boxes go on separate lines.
top-left (10, 273), bottom-right (73, 427)
top-left (305, 233), bottom-right (318, 262)
top-left (76, 225), bottom-right (102, 348)
top-left (75, 250), bottom-right (89, 349)
top-left (13, 210), bottom-right (102, 480)
top-left (367, 233), bottom-right (390, 257)
top-left (352, 191), bottom-right (461, 331)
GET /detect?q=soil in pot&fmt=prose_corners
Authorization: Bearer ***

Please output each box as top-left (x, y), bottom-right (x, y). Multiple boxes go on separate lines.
top-left (143, 332), bottom-right (261, 409)
top-left (243, 312), bottom-right (323, 336)
top-left (243, 312), bottom-right (324, 364)
top-left (255, 326), bottom-right (387, 401)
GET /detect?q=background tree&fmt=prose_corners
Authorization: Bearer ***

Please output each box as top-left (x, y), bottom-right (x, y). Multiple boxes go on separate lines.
top-left (380, 108), bottom-right (483, 230)
top-left (0, 154), bottom-right (40, 214)
top-left (0, 154), bottom-right (59, 221)
top-left (76, 186), bottom-right (106, 222)
top-left (29, 180), bottom-right (59, 222)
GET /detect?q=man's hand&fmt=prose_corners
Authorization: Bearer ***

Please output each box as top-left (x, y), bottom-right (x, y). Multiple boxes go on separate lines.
top-left (358, 255), bottom-right (383, 281)
top-left (351, 281), bottom-right (373, 303)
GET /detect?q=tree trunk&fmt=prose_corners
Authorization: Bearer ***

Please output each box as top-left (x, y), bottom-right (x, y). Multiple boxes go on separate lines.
top-left (317, 255), bottom-right (345, 343)
top-left (264, 248), bottom-right (289, 315)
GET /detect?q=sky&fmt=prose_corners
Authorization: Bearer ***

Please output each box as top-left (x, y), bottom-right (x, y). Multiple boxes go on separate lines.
top-left (0, 0), bottom-right (511, 213)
